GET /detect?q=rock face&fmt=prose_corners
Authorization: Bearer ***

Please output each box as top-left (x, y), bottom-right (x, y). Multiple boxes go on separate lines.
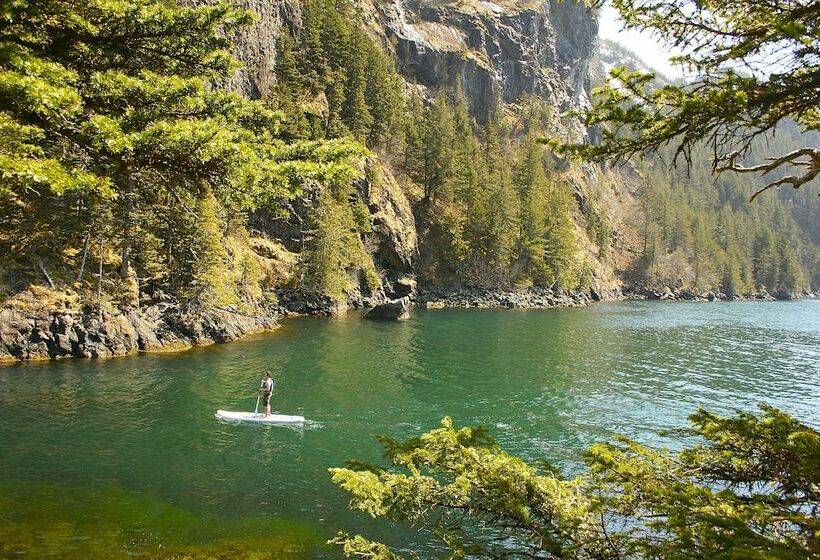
top-left (360, 164), bottom-right (419, 299)
top-left (364, 297), bottom-right (411, 320)
top-left (187, 0), bottom-right (300, 100)
top-left (0, 304), bottom-right (278, 363)
top-left (250, 160), bottom-right (419, 306)
top-left (204, 0), bottom-right (599, 129)
top-left (368, 0), bottom-right (597, 130)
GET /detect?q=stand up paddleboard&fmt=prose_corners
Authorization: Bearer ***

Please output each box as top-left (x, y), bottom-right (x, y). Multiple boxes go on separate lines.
top-left (215, 410), bottom-right (305, 424)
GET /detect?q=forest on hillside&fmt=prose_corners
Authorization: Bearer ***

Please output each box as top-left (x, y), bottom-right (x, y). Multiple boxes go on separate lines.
top-left (1, 0), bottom-right (817, 318)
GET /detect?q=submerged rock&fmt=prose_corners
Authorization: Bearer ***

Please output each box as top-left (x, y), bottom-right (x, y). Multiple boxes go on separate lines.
top-left (364, 297), bottom-right (411, 321)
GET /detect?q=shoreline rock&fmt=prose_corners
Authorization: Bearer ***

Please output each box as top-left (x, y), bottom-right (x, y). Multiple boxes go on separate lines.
top-left (0, 302), bottom-right (279, 364)
top-left (2, 284), bottom-right (809, 364)
top-left (415, 286), bottom-right (615, 309)
top-left (364, 297), bottom-right (411, 321)
top-left (622, 286), bottom-right (803, 302)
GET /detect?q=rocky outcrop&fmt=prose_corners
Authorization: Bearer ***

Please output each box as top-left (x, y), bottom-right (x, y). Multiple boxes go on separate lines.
top-left (249, 159), bottom-right (419, 306)
top-left (0, 303), bottom-right (278, 363)
top-left (363, 297), bottom-right (411, 320)
top-left (188, 0), bottom-right (301, 100)
top-left (360, 163), bottom-right (419, 299)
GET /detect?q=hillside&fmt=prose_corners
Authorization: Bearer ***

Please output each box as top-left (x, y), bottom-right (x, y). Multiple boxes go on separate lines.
top-left (0, 0), bottom-right (817, 362)
top-left (589, 38), bottom-right (820, 295)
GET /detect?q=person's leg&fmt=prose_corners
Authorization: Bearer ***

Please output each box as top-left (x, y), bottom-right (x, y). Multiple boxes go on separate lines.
top-left (264, 393), bottom-right (271, 417)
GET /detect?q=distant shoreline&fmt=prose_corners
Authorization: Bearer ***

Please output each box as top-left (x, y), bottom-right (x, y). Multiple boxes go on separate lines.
top-left (0, 286), bottom-right (811, 364)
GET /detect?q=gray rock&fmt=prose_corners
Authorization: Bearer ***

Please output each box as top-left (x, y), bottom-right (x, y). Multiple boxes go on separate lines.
top-left (0, 302), bottom-right (281, 363)
top-left (374, 0), bottom-right (597, 131)
top-left (364, 297), bottom-right (411, 321)
top-left (415, 286), bottom-right (606, 309)
top-left (774, 289), bottom-right (795, 300)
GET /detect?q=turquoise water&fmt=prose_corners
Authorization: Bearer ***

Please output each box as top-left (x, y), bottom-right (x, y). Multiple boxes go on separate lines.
top-left (0, 301), bottom-right (818, 558)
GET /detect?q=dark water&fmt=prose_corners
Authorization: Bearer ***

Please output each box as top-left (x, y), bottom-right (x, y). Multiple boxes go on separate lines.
top-left (1, 301), bottom-right (818, 558)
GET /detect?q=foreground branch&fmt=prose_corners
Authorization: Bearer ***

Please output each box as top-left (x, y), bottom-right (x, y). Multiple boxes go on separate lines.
top-left (716, 147), bottom-right (820, 201)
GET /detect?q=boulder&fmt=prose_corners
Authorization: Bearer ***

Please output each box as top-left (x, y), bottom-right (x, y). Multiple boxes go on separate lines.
top-left (364, 297), bottom-right (411, 321)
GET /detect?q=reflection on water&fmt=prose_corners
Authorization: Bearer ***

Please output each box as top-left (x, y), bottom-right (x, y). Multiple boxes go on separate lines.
top-left (0, 301), bottom-right (818, 558)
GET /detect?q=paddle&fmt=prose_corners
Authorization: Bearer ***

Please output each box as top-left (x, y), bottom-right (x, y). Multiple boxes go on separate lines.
top-left (254, 394), bottom-right (261, 415)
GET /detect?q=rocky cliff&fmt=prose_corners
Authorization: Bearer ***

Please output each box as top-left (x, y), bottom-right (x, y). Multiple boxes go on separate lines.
top-left (0, 288), bottom-right (279, 362)
top-left (217, 0), bottom-right (602, 296)
top-left (217, 0), bottom-right (599, 119)
top-left (364, 0), bottom-right (597, 131)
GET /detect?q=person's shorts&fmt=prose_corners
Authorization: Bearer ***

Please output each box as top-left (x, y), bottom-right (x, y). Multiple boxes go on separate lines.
top-left (262, 392), bottom-right (271, 406)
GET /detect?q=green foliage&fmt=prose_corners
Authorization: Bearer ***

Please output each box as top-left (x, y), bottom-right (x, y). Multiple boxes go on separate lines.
top-left (273, 0), bottom-right (406, 148)
top-left (188, 193), bottom-right (236, 307)
top-left (332, 406), bottom-right (820, 559)
top-left (631, 141), bottom-right (815, 293)
top-left (406, 92), bottom-right (583, 289)
top-left (0, 0), bottom-right (365, 306)
top-left (304, 182), bottom-right (379, 301)
top-left (516, 137), bottom-right (580, 288)
top-left (4, 0), bottom-right (817, 306)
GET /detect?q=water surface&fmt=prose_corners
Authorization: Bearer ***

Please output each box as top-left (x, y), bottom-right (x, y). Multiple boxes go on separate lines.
top-left (1, 301), bottom-right (817, 558)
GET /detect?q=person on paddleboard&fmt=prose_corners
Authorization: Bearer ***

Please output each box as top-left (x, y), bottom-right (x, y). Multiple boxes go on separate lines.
top-left (260, 371), bottom-right (274, 417)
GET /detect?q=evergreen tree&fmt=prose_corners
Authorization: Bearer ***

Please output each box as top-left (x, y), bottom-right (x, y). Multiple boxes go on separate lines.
top-left (514, 137), bottom-right (579, 288)
top-left (190, 193), bottom-right (235, 306)
top-left (481, 110), bottom-right (520, 279)
top-left (305, 182), bottom-right (379, 301)
top-left (563, 0), bottom-right (820, 200)
top-left (516, 138), bottom-right (551, 284)
top-left (332, 407), bottom-right (820, 560)
top-left (542, 181), bottom-right (580, 290)
top-left (0, 0), bottom-right (365, 303)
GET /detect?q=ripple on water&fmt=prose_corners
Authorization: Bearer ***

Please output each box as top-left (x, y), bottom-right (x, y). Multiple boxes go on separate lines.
top-left (0, 300), bottom-right (817, 559)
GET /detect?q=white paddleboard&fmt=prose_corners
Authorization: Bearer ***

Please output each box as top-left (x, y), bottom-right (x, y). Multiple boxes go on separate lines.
top-left (215, 410), bottom-right (305, 424)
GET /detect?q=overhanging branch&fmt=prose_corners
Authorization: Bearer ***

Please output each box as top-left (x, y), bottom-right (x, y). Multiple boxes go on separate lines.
top-left (715, 147), bottom-right (820, 201)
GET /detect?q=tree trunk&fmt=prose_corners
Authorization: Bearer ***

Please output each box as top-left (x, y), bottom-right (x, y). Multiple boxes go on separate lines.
top-left (38, 261), bottom-right (55, 289)
top-left (120, 179), bottom-right (135, 279)
top-left (98, 238), bottom-right (104, 322)
top-left (77, 232), bottom-right (91, 282)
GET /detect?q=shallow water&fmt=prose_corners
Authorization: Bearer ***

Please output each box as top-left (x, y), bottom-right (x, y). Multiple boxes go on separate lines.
top-left (1, 300), bottom-right (818, 558)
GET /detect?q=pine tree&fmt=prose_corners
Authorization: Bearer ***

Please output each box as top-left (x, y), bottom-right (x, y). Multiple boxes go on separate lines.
top-left (422, 92), bottom-right (457, 205)
top-left (342, 30), bottom-right (374, 141)
top-left (273, 29), bottom-right (311, 141)
top-left (481, 110), bottom-right (520, 279)
top-left (305, 183), bottom-right (379, 300)
top-left (0, 0), bottom-right (365, 300)
top-left (562, 0), bottom-right (820, 200)
top-left (190, 193), bottom-right (236, 306)
top-left (516, 138), bottom-right (551, 284)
